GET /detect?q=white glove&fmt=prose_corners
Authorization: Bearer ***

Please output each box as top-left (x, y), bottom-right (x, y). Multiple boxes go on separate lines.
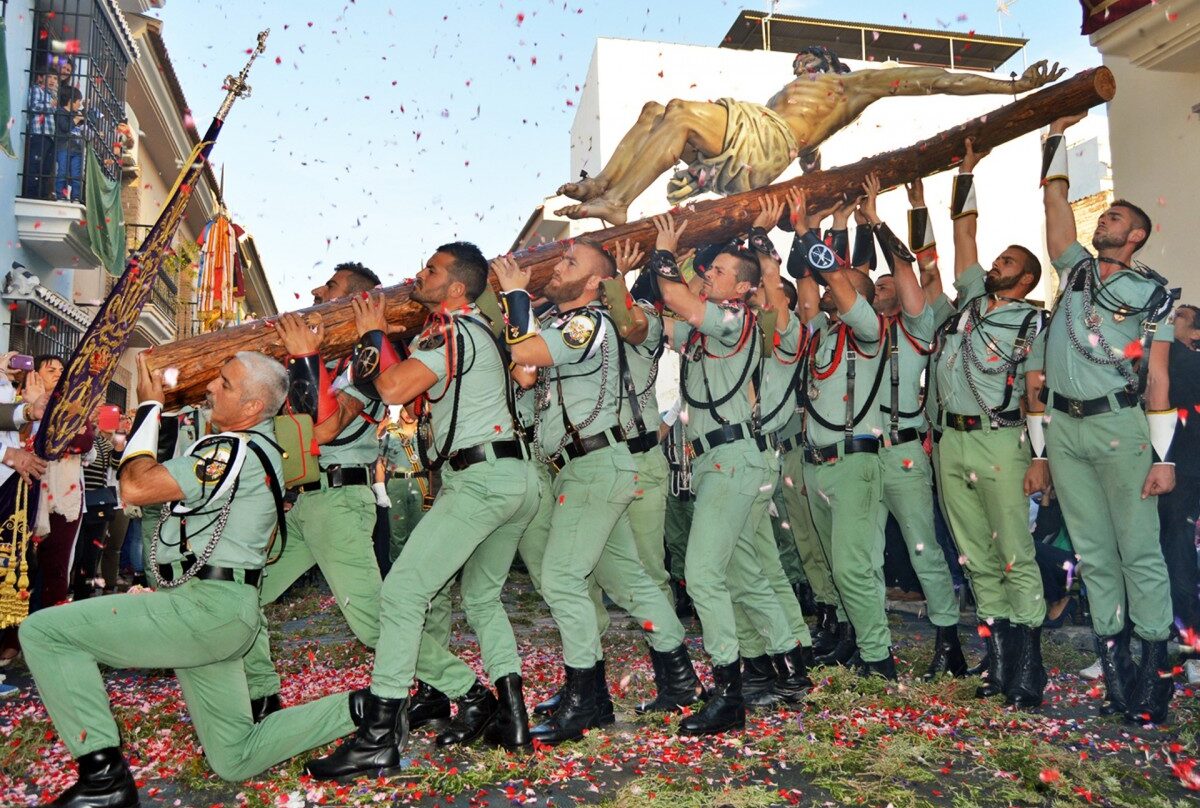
top-left (371, 482), bottom-right (392, 508)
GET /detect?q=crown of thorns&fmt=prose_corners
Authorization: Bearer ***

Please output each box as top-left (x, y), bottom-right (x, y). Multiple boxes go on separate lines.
top-left (795, 46), bottom-right (850, 74)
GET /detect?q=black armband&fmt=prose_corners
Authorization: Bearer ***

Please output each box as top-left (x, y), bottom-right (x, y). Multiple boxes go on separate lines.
top-left (350, 329), bottom-right (404, 401)
top-left (286, 353), bottom-right (337, 424)
top-left (872, 221), bottom-right (916, 264)
top-left (648, 249), bottom-right (683, 281)
top-left (747, 227), bottom-right (780, 262)
top-left (951, 174), bottom-right (977, 219)
top-left (500, 289), bottom-right (539, 345)
top-left (826, 228), bottom-right (850, 268)
top-left (851, 225), bottom-right (877, 271)
top-left (1040, 134), bottom-right (1068, 187)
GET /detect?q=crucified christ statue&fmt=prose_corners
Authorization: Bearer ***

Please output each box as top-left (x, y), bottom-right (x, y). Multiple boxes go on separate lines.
top-left (555, 47), bottom-right (1065, 225)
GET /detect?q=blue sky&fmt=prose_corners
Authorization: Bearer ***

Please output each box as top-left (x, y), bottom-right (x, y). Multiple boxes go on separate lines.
top-left (151, 0), bottom-right (1100, 309)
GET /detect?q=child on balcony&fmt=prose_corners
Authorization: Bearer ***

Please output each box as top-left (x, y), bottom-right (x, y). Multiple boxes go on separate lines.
top-left (55, 86), bottom-right (87, 202)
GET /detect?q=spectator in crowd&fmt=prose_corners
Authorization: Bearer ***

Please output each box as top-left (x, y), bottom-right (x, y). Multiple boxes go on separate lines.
top-left (74, 409), bottom-right (121, 599)
top-left (23, 71), bottom-right (58, 199)
top-left (1160, 304), bottom-right (1200, 682)
top-left (54, 85), bottom-right (87, 202)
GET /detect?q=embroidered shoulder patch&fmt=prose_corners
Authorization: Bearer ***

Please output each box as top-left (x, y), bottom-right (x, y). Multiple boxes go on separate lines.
top-left (192, 438), bottom-right (236, 484)
top-left (562, 313), bottom-right (597, 349)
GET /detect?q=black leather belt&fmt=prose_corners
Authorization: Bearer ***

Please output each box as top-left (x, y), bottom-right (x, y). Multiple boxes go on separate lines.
top-left (690, 424), bottom-right (767, 457)
top-left (890, 428), bottom-right (925, 446)
top-left (941, 410), bottom-right (1022, 432)
top-left (804, 437), bottom-right (880, 465)
top-left (158, 557), bottom-right (262, 587)
top-left (447, 439), bottom-right (525, 472)
top-left (297, 465), bottom-right (372, 493)
top-left (1041, 388), bottom-right (1138, 419)
top-left (773, 432), bottom-right (803, 454)
top-left (551, 427), bottom-right (625, 468)
top-left (390, 470), bottom-right (423, 480)
top-left (626, 431), bottom-right (659, 455)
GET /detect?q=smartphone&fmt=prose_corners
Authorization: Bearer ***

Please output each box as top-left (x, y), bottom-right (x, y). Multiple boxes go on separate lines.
top-left (97, 404), bottom-right (121, 432)
top-left (8, 355), bottom-right (33, 372)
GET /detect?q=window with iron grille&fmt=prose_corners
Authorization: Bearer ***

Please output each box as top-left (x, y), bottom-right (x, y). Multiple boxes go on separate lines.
top-left (5, 300), bottom-right (83, 359)
top-left (20, 0), bottom-right (129, 203)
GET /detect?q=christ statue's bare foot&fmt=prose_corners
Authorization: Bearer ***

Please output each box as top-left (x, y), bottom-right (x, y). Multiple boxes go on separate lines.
top-left (554, 196), bottom-right (629, 225)
top-left (556, 175), bottom-right (611, 202)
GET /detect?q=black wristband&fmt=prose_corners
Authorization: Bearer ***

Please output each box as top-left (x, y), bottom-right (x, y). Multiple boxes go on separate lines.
top-left (648, 249), bottom-right (682, 281)
top-left (747, 227), bottom-right (780, 261)
top-left (872, 221), bottom-right (916, 263)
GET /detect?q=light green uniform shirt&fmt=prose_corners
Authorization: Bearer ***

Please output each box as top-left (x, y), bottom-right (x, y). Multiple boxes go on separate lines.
top-left (409, 307), bottom-right (515, 457)
top-left (1029, 241), bottom-right (1172, 399)
top-left (158, 421), bottom-right (283, 569)
top-left (929, 263), bottom-right (1043, 418)
top-left (803, 294), bottom-right (885, 447)
top-left (534, 302), bottom-right (622, 458)
top-left (672, 300), bottom-right (758, 443)
top-left (619, 303), bottom-right (664, 438)
top-left (326, 360), bottom-right (387, 467)
top-left (881, 310), bottom-right (935, 434)
top-left (759, 314), bottom-right (803, 435)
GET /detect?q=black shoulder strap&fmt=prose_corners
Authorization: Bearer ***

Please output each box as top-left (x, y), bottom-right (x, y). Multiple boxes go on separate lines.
top-left (245, 440), bottom-right (287, 566)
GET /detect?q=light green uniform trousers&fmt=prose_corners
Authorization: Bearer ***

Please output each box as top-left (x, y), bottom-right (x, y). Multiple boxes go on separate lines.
top-left (779, 450), bottom-right (842, 615)
top-left (732, 507), bottom-right (814, 657)
top-left (664, 493), bottom-right (693, 583)
top-left (936, 427), bottom-right (1045, 628)
top-left (385, 476), bottom-right (426, 563)
top-left (19, 580), bottom-right (354, 781)
top-left (802, 451), bottom-right (891, 663)
top-left (1045, 407), bottom-right (1172, 640)
top-left (372, 456), bottom-right (540, 698)
top-left (685, 439), bottom-right (777, 666)
top-left (878, 444), bottom-right (960, 627)
top-left (770, 489), bottom-right (806, 586)
top-left (383, 475), bottom-right (456, 693)
top-left (532, 446), bottom-right (685, 669)
top-left (244, 485), bottom-right (381, 699)
top-left (602, 448), bottom-right (672, 604)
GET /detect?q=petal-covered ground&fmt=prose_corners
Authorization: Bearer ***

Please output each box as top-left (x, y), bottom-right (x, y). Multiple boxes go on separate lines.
top-left (1, 574), bottom-right (1197, 807)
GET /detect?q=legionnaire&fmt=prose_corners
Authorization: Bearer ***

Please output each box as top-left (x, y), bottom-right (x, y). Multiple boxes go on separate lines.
top-left (728, 194), bottom-right (814, 707)
top-left (790, 192), bottom-right (894, 679)
top-left (375, 412), bottom-right (454, 731)
top-left (858, 174), bottom-right (966, 679)
top-left (306, 243), bottom-right (542, 780)
top-left (494, 241), bottom-right (701, 744)
top-left (912, 140), bottom-right (1048, 707)
top-left (661, 401), bottom-right (696, 617)
top-left (20, 352), bottom-right (357, 808)
top-left (243, 262), bottom-right (388, 722)
top-left (648, 213), bottom-right (787, 734)
top-left (1030, 113), bottom-right (1177, 724)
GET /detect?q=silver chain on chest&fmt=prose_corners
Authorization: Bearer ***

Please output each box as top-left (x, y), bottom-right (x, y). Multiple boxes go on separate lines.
top-left (1063, 265), bottom-right (1138, 389)
top-left (530, 340), bottom-right (611, 464)
top-left (148, 493), bottom-right (237, 589)
top-left (958, 298), bottom-right (1027, 428)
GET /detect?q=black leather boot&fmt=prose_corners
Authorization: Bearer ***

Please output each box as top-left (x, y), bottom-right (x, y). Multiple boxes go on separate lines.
top-left (965, 652), bottom-right (989, 677)
top-left (595, 659), bottom-right (616, 727)
top-left (435, 681), bottom-right (499, 747)
top-left (530, 665), bottom-right (599, 745)
top-left (532, 668), bottom-right (566, 717)
top-left (1005, 625), bottom-right (1046, 709)
top-left (741, 655), bottom-right (782, 709)
top-left (483, 673), bottom-right (532, 750)
top-left (672, 580), bottom-right (695, 619)
top-left (923, 625), bottom-right (968, 680)
top-left (1125, 638), bottom-right (1174, 725)
top-left (305, 692), bottom-right (410, 780)
top-left (810, 604), bottom-right (838, 655)
top-left (974, 619), bottom-right (1015, 698)
top-left (772, 645), bottom-right (814, 704)
top-left (814, 622), bottom-right (857, 667)
top-left (679, 660), bottom-right (745, 736)
top-left (635, 644), bottom-right (705, 714)
top-left (250, 693), bottom-right (282, 723)
top-left (793, 581), bottom-right (817, 617)
top-left (1095, 626), bottom-right (1136, 716)
top-left (45, 747), bottom-right (138, 808)
top-left (409, 679), bottom-right (452, 729)
top-left (856, 651), bottom-right (898, 681)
